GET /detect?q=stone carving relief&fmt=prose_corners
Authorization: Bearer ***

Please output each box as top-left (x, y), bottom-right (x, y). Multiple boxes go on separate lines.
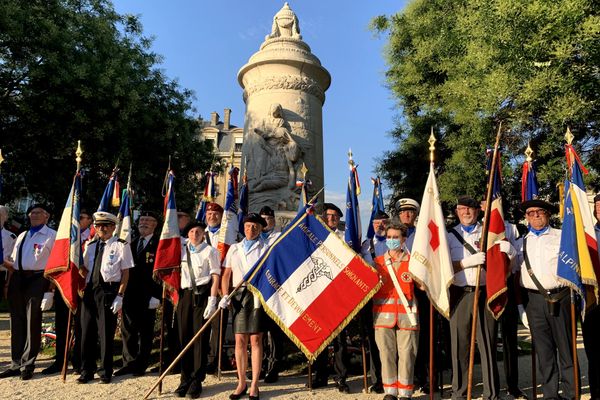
top-left (243, 75), bottom-right (325, 103)
top-left (266, 2), bottom-right (302, 40)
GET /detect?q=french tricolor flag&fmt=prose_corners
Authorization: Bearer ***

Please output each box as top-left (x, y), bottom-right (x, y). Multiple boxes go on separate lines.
top-left (154, 170), bottom-right (181, 305)
top-left (246, 206), bottom-right (381, 360)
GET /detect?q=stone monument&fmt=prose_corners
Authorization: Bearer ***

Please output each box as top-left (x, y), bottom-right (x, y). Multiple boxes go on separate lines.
top-left (238, 2), bottom-right (331, 213)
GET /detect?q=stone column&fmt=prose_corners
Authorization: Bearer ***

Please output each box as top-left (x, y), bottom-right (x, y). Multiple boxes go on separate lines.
top-left (237, 2), bottom-right (330, 213)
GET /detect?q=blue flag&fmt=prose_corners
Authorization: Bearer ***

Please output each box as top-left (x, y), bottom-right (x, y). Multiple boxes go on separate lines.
top-left (366, 177), bottom-right (385, 240)
top-left (344, 165), bottom-right (362, 252)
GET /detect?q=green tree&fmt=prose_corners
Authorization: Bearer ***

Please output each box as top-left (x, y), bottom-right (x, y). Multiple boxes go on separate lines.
top-left (373, 0), bottom-right (600, 213)
top-left (0, 0), bottom-right (215, 220)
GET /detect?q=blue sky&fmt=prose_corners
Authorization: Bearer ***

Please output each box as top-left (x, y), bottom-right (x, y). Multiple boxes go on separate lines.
top-left (112, 0), bottom-right (408, 230)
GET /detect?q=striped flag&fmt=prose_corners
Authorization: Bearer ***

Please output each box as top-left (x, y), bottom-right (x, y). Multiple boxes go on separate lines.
top-left (344, 161), bottom-right (362, 252)
top-left (521, 159), bottom-right (539, 202)
top-left (245, 204), bottom-right (381, 360)
top-left (217, 165), bottom-right (239, 262)
top-left (408, 162), bottom-right (454, 318)
top-left (485, 149), bottom-right (510, 319)
top-left (44, 173), bottom-right (86, 312)
top-left (558, 144), bottom-right (599, 315)
top-left (117, 188), bottom-right (132, 243)
top-left (98, 168), bottom-right (119, 212)
top-left (366, 177), bottom-right (385, 240)
top-left (195, 171), bottom-right (216, 222)
top-left (154, 170), bottom-right (181, 305)
top-left (237, 171), bottom-right (249, 233)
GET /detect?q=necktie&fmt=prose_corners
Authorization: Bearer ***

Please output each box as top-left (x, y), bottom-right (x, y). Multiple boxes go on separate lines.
top-left (137, 238), bottom-right (145, 254)
top-left (92, 241), bottom-right (106, 287)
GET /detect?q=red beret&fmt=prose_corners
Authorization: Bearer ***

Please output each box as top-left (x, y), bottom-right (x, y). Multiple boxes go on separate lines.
top-left (206, 203), bottom-right (224, 213)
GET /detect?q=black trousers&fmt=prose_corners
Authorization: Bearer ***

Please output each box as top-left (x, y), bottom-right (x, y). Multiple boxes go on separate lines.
top-left (313, 330), bottom-right (348, 383)
top-left (449, 288), bottom-right (499, 400)
top-left (54, 293), bottom-right (82, 370)
top-left (414, 288), bottom-right (431, 388)
top-left (500, 275), bottom-right (520, 392)
top-left (208, 295), bottom-right (229, 369)
top-left (7, 271), bottom-right (46, 372)
top-left (262, 316), bottom-right (284, 376)
top-left (525, 290), bottom-right (578, 399)
top-left (162, 298), bottom-right (181, 370)
top-left (80, 283), bottom-right (119, 378)
top-left (120, 299), bottom-right (156, 372)
top-left (177, 288), bottom-right (210, 383)
top-left (583, 306), bottom-right (600, 399)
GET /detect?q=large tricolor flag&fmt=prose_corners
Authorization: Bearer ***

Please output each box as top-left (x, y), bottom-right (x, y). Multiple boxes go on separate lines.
top-left (154, 170), bottom-right (181, 305)
top-left (484, 149), bottom-right (510, 319)
top-left (557, 143), bottom-right (599, 315)
top-left (117, 188), bottom-right (132, 243)
top-left (408, 163), bottom-right (454, 318)
top-left (344, 161), bottom-right (362, 252)
top-left (97, 168), bottom-right (120, 211)
top-left (217, 165), bottom-right (239, 262)
top-left (237, 171), bottom-right (249, 234)
top-left (245, 205), bottom-right (382, 360)
top-left (521, 157), bottom-right (539, 202)
top-left (44, 173), bottom-right (86, 312)
top-left (366, 177), bottom-right (385, 240)
top-left (195, 171), bottom-right (216, 222)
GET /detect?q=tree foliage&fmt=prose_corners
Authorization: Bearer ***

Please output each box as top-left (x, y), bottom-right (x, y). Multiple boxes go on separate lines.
top-left (373, 0), bottom-right (600, 214)
top-left (0, 0), bottom-right (214, 220)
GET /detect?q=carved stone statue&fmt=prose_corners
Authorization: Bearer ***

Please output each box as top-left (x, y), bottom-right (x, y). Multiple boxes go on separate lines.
top-left (266, 2), bottom-right (302, 40)
top-left (249, 103), bottom-right (303, 192)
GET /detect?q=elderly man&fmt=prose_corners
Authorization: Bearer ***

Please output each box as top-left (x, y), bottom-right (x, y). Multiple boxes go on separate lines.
top-left (1, 205), bottom-right (17, 299)
top-left (0, 204), bottom-right (56, 380)
top-left (447, 196), bottom-right (514, 400)
top-left (115, 211), bottom-right (162, 377)
top-left (516, 199), bottom-right (576, 399)
top-left (78, 211), bottom-right (133, 384)
top-left (397, 198), bottom-right (419, 252)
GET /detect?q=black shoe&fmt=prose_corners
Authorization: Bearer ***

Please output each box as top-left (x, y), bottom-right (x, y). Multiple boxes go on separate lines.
top-left (99, 375), bottom-right (111, 384)
top-left (20, 370), bottom-right (34, 380)
top-left (383, 395), bottom-right (397, 400)
top-left (114, 365), bottom-right (133, 377)
top-left (336, 380), bottom-right (350, 393)
top-left (186, 381), bottom-right (203, 399)
top-left (132, 368), bottom-right (146, 377)
top-left (399, 397), bottom-right (411, 400)
top-left (307, 377), bottom-right (328, 389)
top-left (249, 389), bottom-right (259, 400)
top-left (206, 363), bottom-right (217, 374)
top-left (264, 372), bottom-right (279, 383)
top-left (509, 388), bottom-right (529, 400)
top-left (229, 385), bottom-right (248, 400)
top-left (175, 381), bottom-right (191, 398)
top-left (0, 368), bottom-right (20, 378)
top-left (41, 363), bottom-right (61, 375)
top-left (77, 374), bottom-right (93, 384)
top-left (369, 382), bottom-right (384, 394)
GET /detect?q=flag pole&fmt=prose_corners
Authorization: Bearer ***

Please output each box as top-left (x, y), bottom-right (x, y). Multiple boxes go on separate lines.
top-left (158, 285), bottom-right (167, 395)
top-left (428, 128), bottom-right (436, 400)
top-left (60, 140), bottom-right (83, 382)
top-left (565, 128), bottom-right (580, 400)
top-left (466, 122), bottom-right (503, 400)
top-left (217, 308), bottom-right (224, 380)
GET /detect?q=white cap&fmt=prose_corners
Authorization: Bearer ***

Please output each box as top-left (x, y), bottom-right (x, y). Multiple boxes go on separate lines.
top-left (396, 198), bottom-right (420, 213)
top-left (93, 211), bottom-right (118, 225)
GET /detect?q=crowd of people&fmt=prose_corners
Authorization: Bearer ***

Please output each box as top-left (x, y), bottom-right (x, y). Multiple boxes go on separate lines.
top-left (0, 193), bottom-right (598, 400)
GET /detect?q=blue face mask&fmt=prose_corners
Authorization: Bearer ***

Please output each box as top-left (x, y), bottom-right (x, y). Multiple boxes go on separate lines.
top-left (386, 238), bottom-right (402, 250)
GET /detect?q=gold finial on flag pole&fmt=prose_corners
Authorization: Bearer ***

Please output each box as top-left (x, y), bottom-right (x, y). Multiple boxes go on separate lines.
top-left (348, 148), bottom-right (355, 167)
top-left (75, 140), bottom-right (83, 171)
top-left (0, 148), bottom-right (4, 167)
top-left (428, 127), bottom-right (436, 163)
top-left (300, 162), bottom-right (308, 181)
top-left (525, 142), bottom-right (533, 162)
top-left (565, 127), bottom-right (574, 145)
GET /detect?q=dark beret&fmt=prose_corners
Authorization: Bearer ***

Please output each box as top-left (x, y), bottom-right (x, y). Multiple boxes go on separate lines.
top-left (243, 213), bottom-right (267, 227)
top-left (206, 203), bottom-right (224, 213)
top-left (182, 220), bottom-right (207, 237)
top-left (323, 203), bottom-right (343, 217)
top-left (520, 199), bottom-right (558, 215)
top-left (456, 196), bottom-right (479, 209)
top-left (139, 210), bottom-right (160, 221)
top-left (372, 210), bottom-right (390, 220)
top-left (259, 206), bottom-right (275, 217)
top-left (26, 204), bottom-right (51, 215)
top-left (80, 209), bottom-right (92, 217)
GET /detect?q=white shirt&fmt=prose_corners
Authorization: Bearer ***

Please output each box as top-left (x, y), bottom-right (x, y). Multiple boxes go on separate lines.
top-left (360, 236), bottom-right (389, 265)
top-left (81, 227), bottom-right (91, 243)
top-left (84, 236), bottom-right (134, 283)
top-left (261, 229), bottom-right (281, 246)
top-left (516, 227), bottom-right (563, 290)
top-left (10, 225), bottom-right (56, 271)
top-left (448, 223), bottom-right (486, 286)
top-left (180, 242), bottom-right (220, 289)
top-left (224, 238), bottom-right (268, 286)
top-left (1, 228), bottom-right (17, 271)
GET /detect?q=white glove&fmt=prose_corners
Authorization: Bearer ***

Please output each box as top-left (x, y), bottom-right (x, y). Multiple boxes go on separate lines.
top-left (218, 296), bottom-right (231, 309)
top-left (40, 292), bottom-right (54, 311)
top-left (111, 295), bottom-right (123, 314)
top-left (203, 296), bottom-right (218, 319)
top-left (518, 304), bottom-right (529, 329)
top-left (496, 240), bottom-right (516, 258)
top-left (148, 297), bottom-right (160, 310)
top-left (461, 252), bottom-right (486, 268)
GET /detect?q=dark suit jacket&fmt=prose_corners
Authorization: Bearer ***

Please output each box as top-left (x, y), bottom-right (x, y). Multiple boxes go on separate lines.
top-left (124, 233), bottom-right (163, 308)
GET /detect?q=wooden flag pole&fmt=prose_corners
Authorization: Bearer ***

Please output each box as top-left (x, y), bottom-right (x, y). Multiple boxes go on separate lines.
top-left (428, 128), bottom-right (436, 400)
top-left (217, 308), bottom-right (224, 380)
top-left (466, 123), bottom-right (503, 400)
top-left (570, 289), bottom-right (580, 400)
top-left (157, 285), bottom-right (167, 395)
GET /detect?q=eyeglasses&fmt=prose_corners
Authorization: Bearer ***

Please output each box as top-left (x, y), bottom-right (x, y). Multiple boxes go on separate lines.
top-left (526, 209), bottom-right (547, 217)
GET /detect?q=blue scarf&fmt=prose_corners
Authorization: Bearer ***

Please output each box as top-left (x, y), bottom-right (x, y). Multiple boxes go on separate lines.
top-left (243, 238), bottom-right (258, 253)
top-left (407, 226), bottom-right (416, 237)
top-left (528, 225), bottom-right (549, 236)
top-left (208, 225), bottom-right (220, 234)
top-left (461, 224), bottom-right (476, 233)
top-left (261, 229), bottom-right (273, 241)
top-left (375, 234), bottom-right (386, 242)
top-left (29, 224), bottom-right (44, 236)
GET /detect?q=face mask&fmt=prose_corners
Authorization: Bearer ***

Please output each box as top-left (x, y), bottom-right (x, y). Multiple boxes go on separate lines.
top-left (386, 238), bottom-right (402, 250)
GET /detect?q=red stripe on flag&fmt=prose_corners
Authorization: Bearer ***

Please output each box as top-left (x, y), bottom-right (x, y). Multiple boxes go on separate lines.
top-left (155, 237), bottom-right (181, 269)
top-left (486, 245), bottom-right (509, 318)
top-left (45, 238), bottom-right (85, 312)
top-left (289, 255), bottom-right (379, 353)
